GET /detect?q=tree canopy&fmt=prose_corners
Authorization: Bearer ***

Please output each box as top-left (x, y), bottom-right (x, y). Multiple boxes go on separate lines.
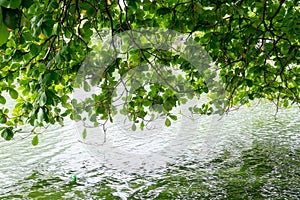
top-left (0, 0), bottom-right (299, 144)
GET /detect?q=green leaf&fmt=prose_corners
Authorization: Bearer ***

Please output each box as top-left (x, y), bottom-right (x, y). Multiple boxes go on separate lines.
top-left (42, 71), bottom-right (59, 85)
top-left (83, 81), bottom-right (91, 92)
top-left (0, 7), bottom-right (2, 27)
top-left (57, 116), bottom-right (63, 126)
top-left (45, 89), bottom-right (60, 105)
top-left (0, 95), bottom-right (6, 104)
top-left (169, 114), bottom-right (177, 121)
top-left (82, 128), bottom-right (87, 139)
top-left (1, 127), bottom-right (14, 140)
top-left (41, 19), bottom-right (54, 37)
top-left (0, 114), bottom-right (7, 123)
top-left (29, 43), bottom-right (39, 55)
top-left (246, 79), bottom-right (253, 87)
top-left (165, 118), bottom-right (171, 127)
top-left (156, 7), bottom-right (170, 16)
top-left (283, 99), bottom-right (289, 108)
top-left (37, 107), bottom-right (44, 123)
top-left (127, 1), bottom-right (137, 9)
top-left (21, 0), bottom-right (33, 8)
top-left (9, 88), bottom-right (18, 99)
top-left (132, 123), bottom-right (137, 131)
top-left (0, 22), bottom-right (9, 46)
top-left (2, 7), bottom-right (20, 29)
top-left (86, 6), bottom-right (96, 17)
top-left (39, 92), bottom-right (47, 106)
top-left (140, 121), bottom-right (144, 130)
top-left (48, 1), bottom-right (59, 11)
top-left (79, 2), bottom-right (97, 17)
top-left (0, 0), bottom-right (22, 9)
top-left (163, 101), bottom-right (173, 111)
top-left (32, 135), bottom-right (39, 146)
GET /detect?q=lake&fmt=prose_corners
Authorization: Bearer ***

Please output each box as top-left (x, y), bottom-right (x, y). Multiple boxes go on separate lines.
top-left (0, 101), bottom-right (299, 199)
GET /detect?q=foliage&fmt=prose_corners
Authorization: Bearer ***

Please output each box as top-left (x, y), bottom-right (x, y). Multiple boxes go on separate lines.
top-left (0, 0), bottom-right (299, 142)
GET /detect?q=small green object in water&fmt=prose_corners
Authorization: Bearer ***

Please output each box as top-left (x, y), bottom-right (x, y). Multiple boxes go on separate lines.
top-left (72, 175), bottom-right (77, 182)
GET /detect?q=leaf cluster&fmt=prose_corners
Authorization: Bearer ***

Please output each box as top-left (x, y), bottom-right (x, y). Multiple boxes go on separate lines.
top-left (0, 0), bottom-right (299, 143)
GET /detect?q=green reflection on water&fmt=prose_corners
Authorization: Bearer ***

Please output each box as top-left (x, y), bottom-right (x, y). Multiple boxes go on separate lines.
top-left (2, 139), bottom-right (300, 199)
top-left (0, 103), bottom-right (299, 199)
top-left (126, 140), bottom-right (300, 199)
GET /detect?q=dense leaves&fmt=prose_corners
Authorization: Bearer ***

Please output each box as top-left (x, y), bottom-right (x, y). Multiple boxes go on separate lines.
top-left (0, 0), bottom-right (299, 142)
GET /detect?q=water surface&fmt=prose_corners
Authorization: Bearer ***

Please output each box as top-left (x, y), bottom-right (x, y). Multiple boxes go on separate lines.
top-left (0, 102), bottom-right (299, 199)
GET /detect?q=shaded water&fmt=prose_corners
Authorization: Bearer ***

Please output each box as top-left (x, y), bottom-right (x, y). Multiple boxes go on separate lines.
top-left (0, 102), bottom-right (299, 199)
